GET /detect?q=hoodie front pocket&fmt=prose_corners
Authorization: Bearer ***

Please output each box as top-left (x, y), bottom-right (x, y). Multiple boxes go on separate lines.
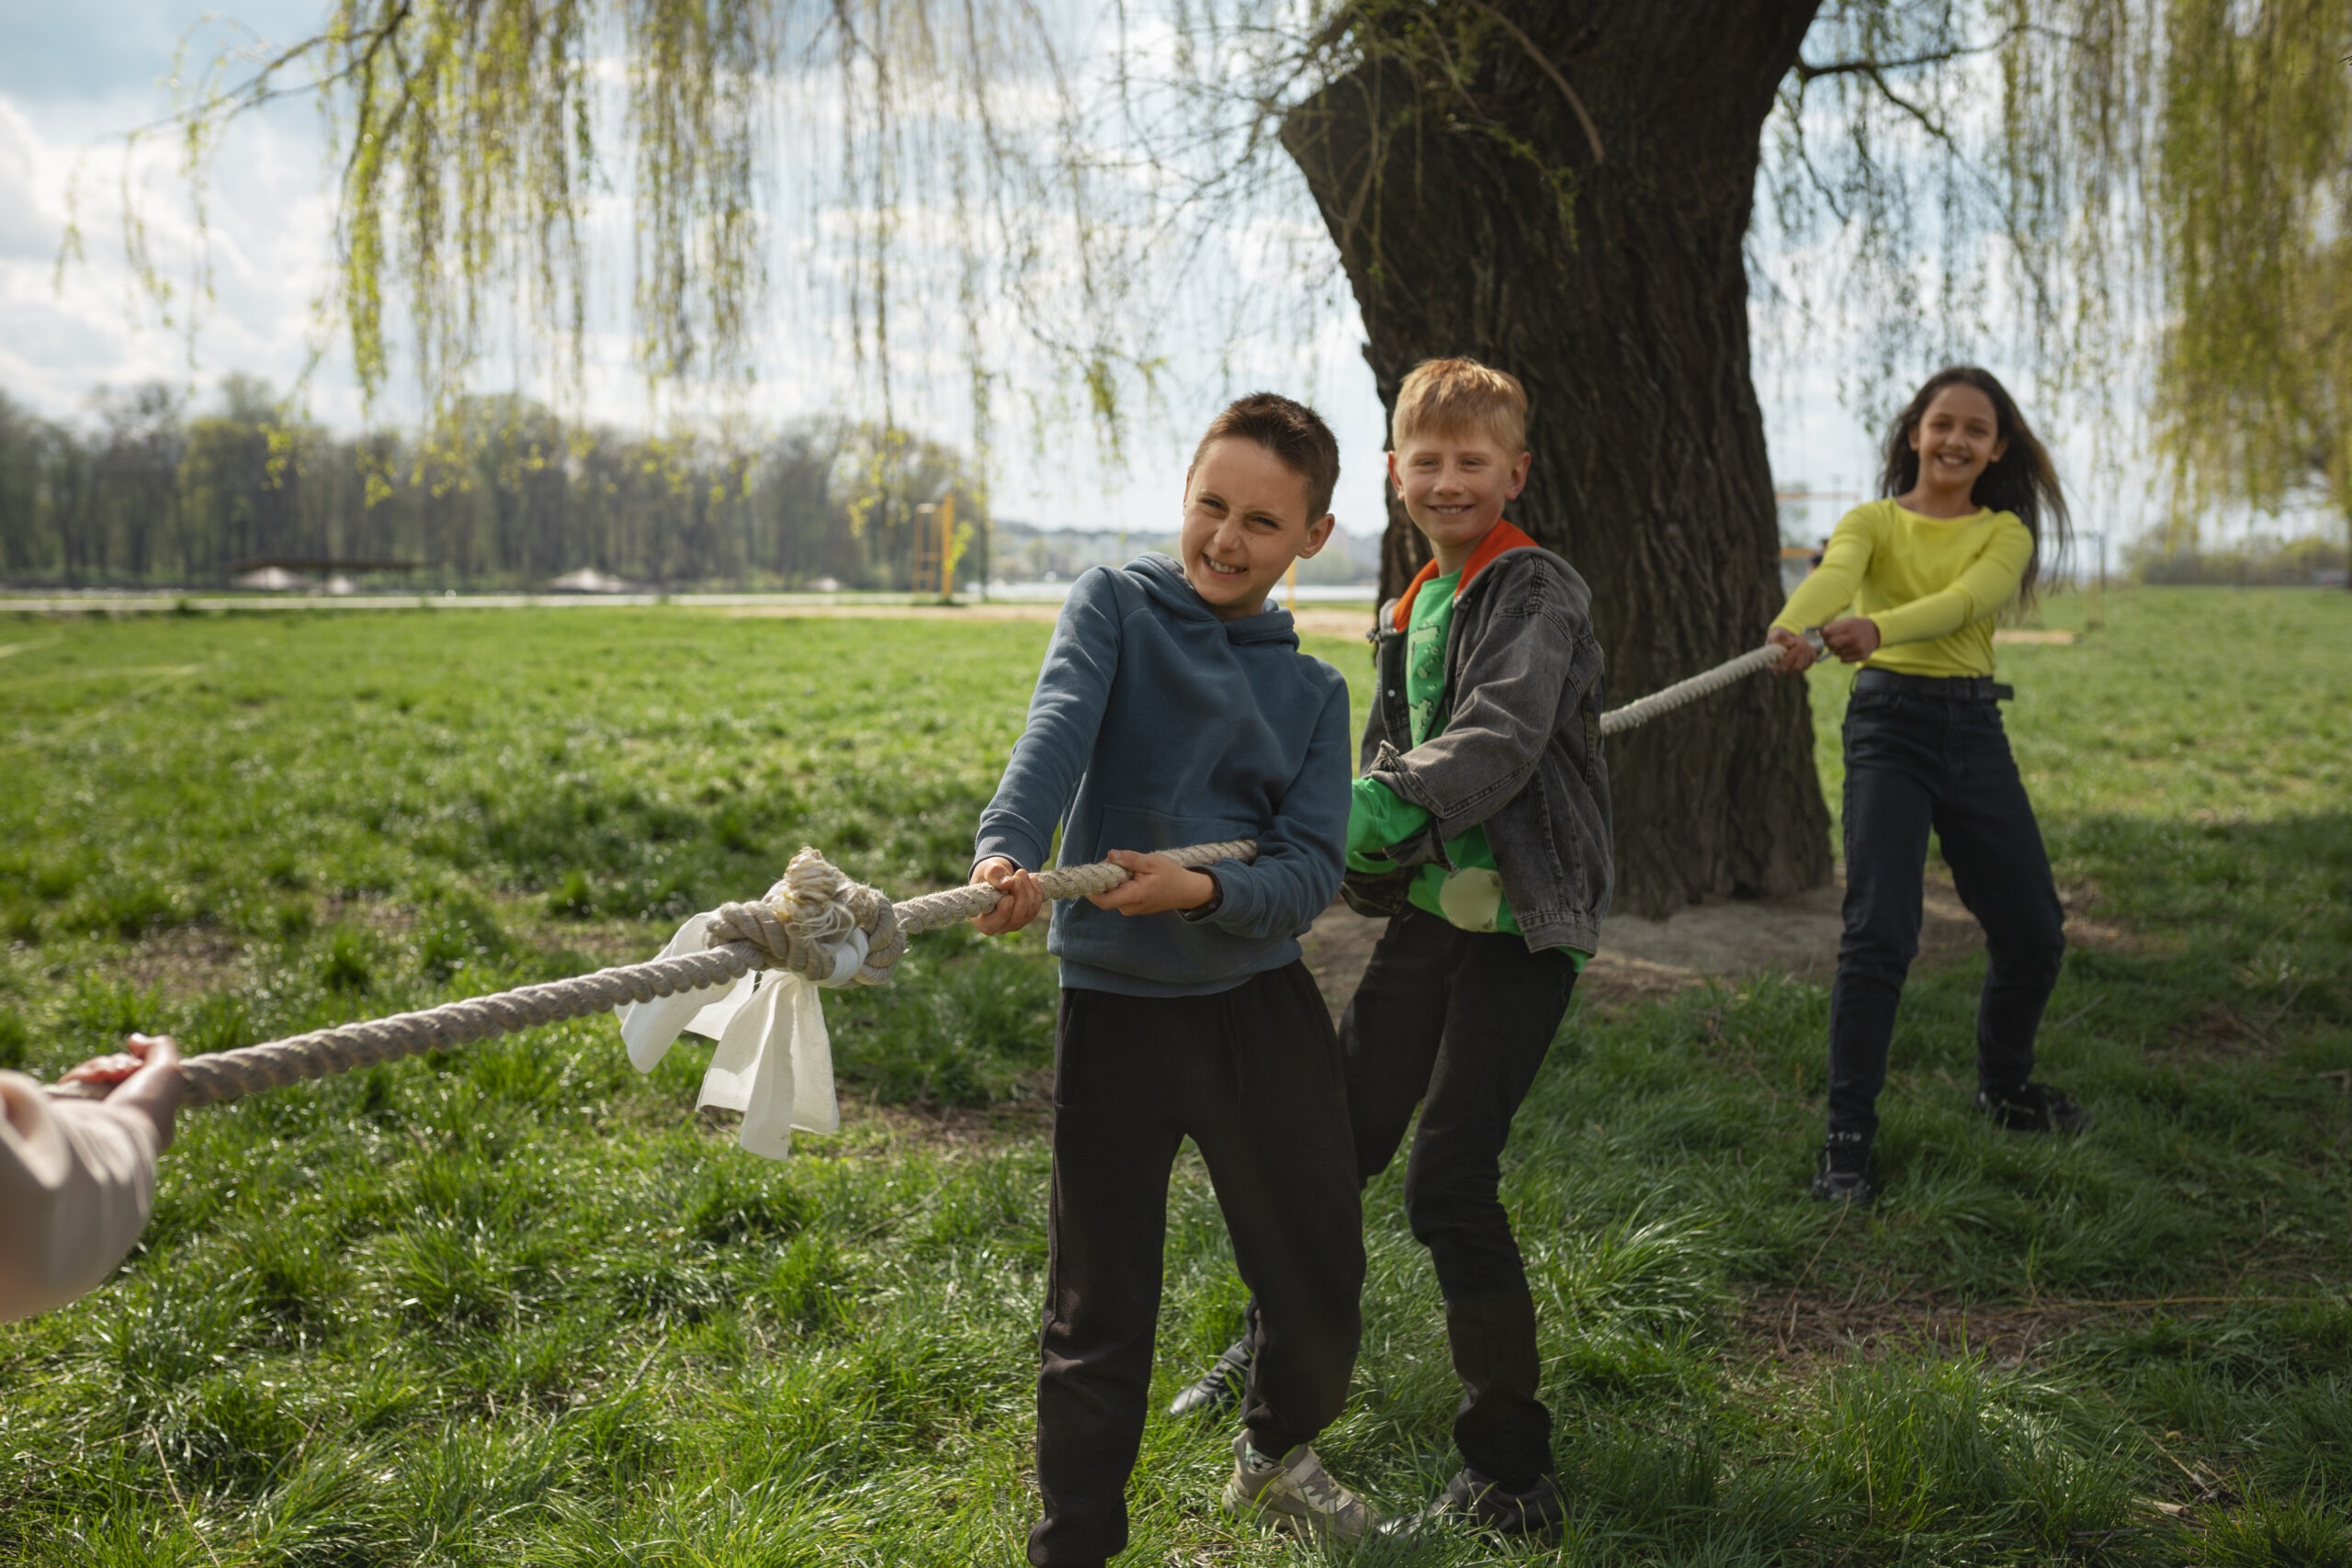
top-left (1093, 804), bottom-right (1260, 861)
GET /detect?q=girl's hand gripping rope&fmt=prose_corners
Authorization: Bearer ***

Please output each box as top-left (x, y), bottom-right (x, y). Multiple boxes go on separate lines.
top-left (1820, 617), bottom-right (1883, 663)
top-left (1769, 626), bottom-right (1833, 675)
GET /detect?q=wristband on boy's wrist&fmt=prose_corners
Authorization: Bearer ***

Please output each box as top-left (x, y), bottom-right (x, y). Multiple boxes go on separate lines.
top-left (1178, 870), bottom-right (1224, 922)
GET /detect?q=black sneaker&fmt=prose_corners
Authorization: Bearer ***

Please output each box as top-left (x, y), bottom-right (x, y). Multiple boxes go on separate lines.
top-left (1166, 1335), bottom-right (1251, 1419)
top-left (1977, 1081), bottom-right (2091, 1134)
top-left (1384, 1467), bottom-right (1566, 1541)
top-left (1811, 1132), bottom-right (1874, 1203)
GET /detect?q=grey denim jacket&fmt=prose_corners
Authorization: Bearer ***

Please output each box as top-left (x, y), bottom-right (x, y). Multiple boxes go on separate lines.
top-left (1358, 539), bottom-right (1614, 954)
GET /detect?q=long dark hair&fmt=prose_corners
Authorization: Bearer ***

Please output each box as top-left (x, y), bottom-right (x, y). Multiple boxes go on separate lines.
top-left (1880, 367), bottom-right (2072, 605)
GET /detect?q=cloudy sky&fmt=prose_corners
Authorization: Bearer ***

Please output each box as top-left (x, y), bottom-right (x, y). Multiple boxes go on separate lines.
top-left (0, 3), bottom-right (1886, 541)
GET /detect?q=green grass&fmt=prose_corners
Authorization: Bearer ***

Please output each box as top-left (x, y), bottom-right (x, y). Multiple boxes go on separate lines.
top-left (0, 589), bottom-right (2346, 1566)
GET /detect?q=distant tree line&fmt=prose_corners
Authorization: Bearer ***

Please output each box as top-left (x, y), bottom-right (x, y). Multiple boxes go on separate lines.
top-left (2129, 532), bottom-right (2349, 588)
top-left (0, 376), bottom-right (988, 591)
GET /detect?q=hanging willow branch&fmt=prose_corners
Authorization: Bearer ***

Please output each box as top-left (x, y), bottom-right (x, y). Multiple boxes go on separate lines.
top-left (75, 0), bottom-right (2352, 565)
top-left (2153, 0), bottom-right (2352, 547)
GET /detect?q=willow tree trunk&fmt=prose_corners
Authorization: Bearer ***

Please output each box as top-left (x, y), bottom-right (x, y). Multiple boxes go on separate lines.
top-left (1283, 1), bottom-right (1832, 917)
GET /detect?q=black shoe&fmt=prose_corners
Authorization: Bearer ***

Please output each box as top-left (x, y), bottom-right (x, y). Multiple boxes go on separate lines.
top-left (1811, 1132), bottom-right (1874, 1204)
top-left (1166, 1335), bottom-right (1251, 1419)
top-left (1977, 1081), bottom-right (2091, 1134)
top-left (1385, 1467), bottom-right (1566, 1541)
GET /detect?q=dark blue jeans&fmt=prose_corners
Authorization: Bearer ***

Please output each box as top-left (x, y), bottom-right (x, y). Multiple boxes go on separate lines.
top-left (1828, 685), bottom-right (2066, 1142)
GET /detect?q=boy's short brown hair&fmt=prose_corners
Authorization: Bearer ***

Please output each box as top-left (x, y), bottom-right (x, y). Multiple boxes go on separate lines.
top-left (1193, 392), bottom-right (1341, 521)
top-left (1393, 357), bottom-right (1528, 455)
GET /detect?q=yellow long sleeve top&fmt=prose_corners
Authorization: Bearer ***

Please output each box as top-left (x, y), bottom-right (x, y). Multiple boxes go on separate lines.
top-left (1770, 499), bottom-right (2034, 677)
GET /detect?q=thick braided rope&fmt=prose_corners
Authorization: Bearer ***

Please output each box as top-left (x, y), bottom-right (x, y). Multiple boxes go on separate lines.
top-left (1599, 643), bottom-right (1785, 737)
top-left (885, 840), bottom-right (1260, 937)
top-left (66, 644), bottom-right (1798, 1109)
top-left (173, 943), bottom-right (762, 1106)
top-left (71, 840), bottom-right (1261, 1107)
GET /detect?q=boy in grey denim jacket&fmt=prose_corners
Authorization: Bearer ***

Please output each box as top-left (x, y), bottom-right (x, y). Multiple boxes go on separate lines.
top-left (1172, 359), bottom-right (1611, 1540)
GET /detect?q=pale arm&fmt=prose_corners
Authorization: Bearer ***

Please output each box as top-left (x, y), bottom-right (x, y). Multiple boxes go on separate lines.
top-left (0, 1041), bottom-right (179, 1322)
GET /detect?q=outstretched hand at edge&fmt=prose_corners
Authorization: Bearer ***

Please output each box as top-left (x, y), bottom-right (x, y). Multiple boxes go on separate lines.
top-left (60, 1033), bottom-right (184, 1152)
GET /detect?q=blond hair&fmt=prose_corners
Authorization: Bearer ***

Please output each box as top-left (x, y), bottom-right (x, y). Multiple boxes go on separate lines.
top-left (1392, 357), bottom-right (1528, 454)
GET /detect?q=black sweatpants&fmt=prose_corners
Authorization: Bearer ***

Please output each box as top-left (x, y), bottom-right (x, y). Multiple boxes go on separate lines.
top-left (1828, 685), bottom-right (2067, 1142)
top-left (1341, 904), bottom-right (1580, 1487)
top-left (1030, 962), bottom-right (1364, 1568)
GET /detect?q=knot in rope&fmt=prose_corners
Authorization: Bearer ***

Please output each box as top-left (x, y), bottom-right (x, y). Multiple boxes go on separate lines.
top-left (703, 847), bottom-right (904, 987)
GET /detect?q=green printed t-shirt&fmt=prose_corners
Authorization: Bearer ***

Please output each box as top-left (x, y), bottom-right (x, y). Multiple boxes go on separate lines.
top-left (1346, 567), bottom-right (1586, 967)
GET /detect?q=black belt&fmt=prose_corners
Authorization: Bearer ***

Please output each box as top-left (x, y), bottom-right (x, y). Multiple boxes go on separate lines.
top-left (1853, 668), bottom-right (2014, 702)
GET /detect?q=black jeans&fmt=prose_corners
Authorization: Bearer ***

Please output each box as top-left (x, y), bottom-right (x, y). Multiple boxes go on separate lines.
top-left (1031, 963), bottom-right (1363, 1568)
top-left (1341, 904), bottom-right (1579, 1486)
top-left (1828, 686), bottom-right (2066, 1142)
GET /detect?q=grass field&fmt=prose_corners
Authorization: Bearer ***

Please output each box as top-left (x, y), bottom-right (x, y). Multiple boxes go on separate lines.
top-left (0, 588), bottom-right (2347, 1566)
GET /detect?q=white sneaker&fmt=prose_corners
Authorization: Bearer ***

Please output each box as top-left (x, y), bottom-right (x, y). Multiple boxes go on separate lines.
top-left (1221, 1432), bottom-right (1380, 1542)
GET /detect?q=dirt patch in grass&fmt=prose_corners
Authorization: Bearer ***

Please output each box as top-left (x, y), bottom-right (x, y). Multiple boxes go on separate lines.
top-left (2155, 1000), bottom-right (2297, 1063)
top-left (523, 909), bottom-right (676, 970)
top-left (116, 925), bottom-right (254, 996)
top-left (1301, 873), bottom-right (2156, 1013)
top-left (98, 899), bottom-right (670, 1002)
top-left (835, 1077), bottom-right (1057, 1149)
top-left (1298, 871), bottom-right (2151, 1015)
top-left (1740, 1289), bottom-right (2098, 1370)
top-left (1734, 1287), bottom-right (2328, 1372)
top-left (698, 1072), bottom-right (1057, 1156)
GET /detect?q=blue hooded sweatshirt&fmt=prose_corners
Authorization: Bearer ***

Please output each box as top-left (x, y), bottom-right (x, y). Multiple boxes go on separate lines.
top-left (974, 553), bottom-right (1351, 997)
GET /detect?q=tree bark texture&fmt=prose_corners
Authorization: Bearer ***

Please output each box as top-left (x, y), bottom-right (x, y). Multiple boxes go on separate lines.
top-left (1283, 0), bottom-right (1833, 917)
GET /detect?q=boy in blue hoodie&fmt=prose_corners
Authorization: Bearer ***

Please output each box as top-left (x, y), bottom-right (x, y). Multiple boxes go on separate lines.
top-left (969, 394), bottom-right (1374, 1565)
top-left (1170, 359), bottom-right (1611, 1541)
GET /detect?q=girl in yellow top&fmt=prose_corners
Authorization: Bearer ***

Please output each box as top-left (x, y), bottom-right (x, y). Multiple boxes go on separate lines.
top-left (1770, 367), bottom-right (2086, 1205)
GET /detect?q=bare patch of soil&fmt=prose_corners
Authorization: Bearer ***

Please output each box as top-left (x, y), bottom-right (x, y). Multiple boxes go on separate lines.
top-left (519, 909), bottom-right (675, 970)
top-left (698, 1073), bottom-right (1057, 1156)
top-left (834, 1077), bottom-right (1057, 1150)
top-left (100, 898), bottom-right (667, 1005)
top-left (1739, 1289), bottom-right (2086, 1371)
top-left (118, 926), bottom-right (253, 996)
top-left (2155, 1001), bottom-right (2291, 1063)
top-left (1735, 1286), bottom-right (2325, 1374)
top-left (1298, 871), bottom-right (2148, 1016)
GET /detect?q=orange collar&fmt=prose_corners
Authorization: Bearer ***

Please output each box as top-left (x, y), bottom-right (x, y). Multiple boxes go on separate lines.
top-left (1392, 519), bottom-right (1538, 631)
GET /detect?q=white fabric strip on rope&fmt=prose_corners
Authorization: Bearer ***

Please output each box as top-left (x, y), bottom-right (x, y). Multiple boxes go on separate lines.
top-left (616, 911), bottom-right (865, 1158)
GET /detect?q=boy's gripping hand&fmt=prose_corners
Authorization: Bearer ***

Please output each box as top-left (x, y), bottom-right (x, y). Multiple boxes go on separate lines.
top-left (1088, 850), bottom-right (1217, 918)
top-left (968, 858), bottom-right (1046, 935)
